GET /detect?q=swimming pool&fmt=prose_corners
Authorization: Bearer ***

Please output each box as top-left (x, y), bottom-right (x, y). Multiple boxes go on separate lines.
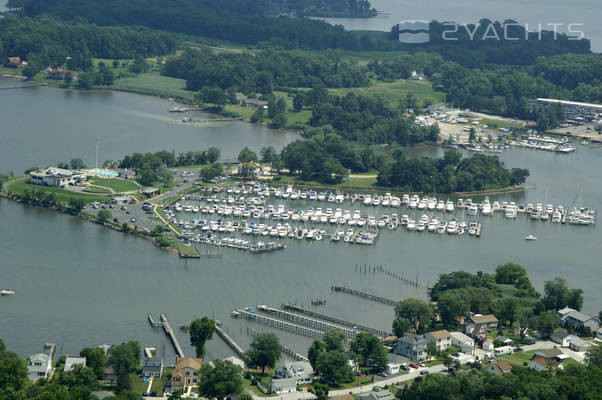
top-left (90, 169), bottom-right (118, 177)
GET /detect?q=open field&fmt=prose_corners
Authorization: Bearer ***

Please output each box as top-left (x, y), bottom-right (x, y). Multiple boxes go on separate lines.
top-left (88, 176), bottom-right (139, 193)
top-left (329, 79), bottom-right (444, 108)
top-left (7, 178), bottom-right (110, 203)
top-left (112, 72), bottom-right (196, 102)
top-left (498, 350), bottom-right (537, 366)
top-left (276, 174), bottom-right (378, 191)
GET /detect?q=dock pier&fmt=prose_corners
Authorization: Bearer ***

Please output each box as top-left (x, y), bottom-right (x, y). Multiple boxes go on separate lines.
top-left (246, 327), bottom-right (308, 362)
top-left (43, 343), bottom-right (56, 360)
top-left (331, 285), bottom-right (397, 306)
top-left (159, 313), bottom-right (185, 358)
top-left (476, 223), bottom-right (482, 237)
top-left (148, 313), bottom-right (162, 328)
top-left (256, 305), bottom-right (358, 338)
top-left (214, 323), bottom-right (246, 360)
top-left (281, 304), bottom-right (392, 337)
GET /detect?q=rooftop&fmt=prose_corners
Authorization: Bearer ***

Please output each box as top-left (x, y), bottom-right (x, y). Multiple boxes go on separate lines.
top-left (467, 314), bottom-right (498, 324)
top-left (64, 356), bottom-right (86, 372)
top-left (426, 329), bottom-right (450, 339)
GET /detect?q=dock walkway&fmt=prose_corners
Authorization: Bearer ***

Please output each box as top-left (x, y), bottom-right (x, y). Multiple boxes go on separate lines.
top-left (281, 304), bottom-right (392, 337)
top-left (159, 313), bottom-right (185, 358)
top-left (214, 323), bottom-right (246, 360)
top-left (331, 285), bottom-right (397, 306)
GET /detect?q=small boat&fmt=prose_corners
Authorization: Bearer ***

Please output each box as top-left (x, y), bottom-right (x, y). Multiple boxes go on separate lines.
top-left (525, 235), bottom-right (537, 241)
top-left (1, 290), bottom-right (15, 296)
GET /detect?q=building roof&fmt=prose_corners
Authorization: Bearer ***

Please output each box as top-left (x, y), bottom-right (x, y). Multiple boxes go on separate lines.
top-left (399, 332), bottom-right (427, 345)
top-left (538, 348), bottom-right (564, 358)
top-left (29, 353), bottom-right (51, 362)
top-left (332, 395), bottom-right (355, 400)
top-left (271, 377), bottom-right (298, 389)
top-left (140, 187), bottom-right (159, 194)
top-left (64, 356), bottom-right (86, 372)
top-left (175, 357), bottom-right (203, 371)
top-left (567, 336), bottom-right (592, 348)
top-left (7, 56), bottom-right (21, 64)
top-left (552, 329), bottom-right (570, 340)
top-left (531, 354), bottom-right (560, 369)
top-left (467, 314), bottom-right (498, 324)
top-left (487, 361), bottom-right (512, 375)
top-left (566, 310), bottom-right (596, 323)
top-left (450, 331), bottom-right (474, 343)
top-left (426, 329), bottom-right (450, 339)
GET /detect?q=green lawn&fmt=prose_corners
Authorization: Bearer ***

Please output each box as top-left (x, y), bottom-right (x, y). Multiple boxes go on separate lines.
top-left (477, 118), bottom-right (524, 130)
top-left (131, 374), bottom-right (150, 395)
top-left (84, 185), bottom-right (113, 194)
top-left (0, 67), bottom-right (23, 76)
top-left (88, 176), bottom-right (139, 193)
top-left (112, 71), bottom-right (196, 102)
top-left (7, 178), bottom-right (110, 203)
top-left (498, 350), bottom-right (538, 366)
top-left (276, 174), bottom-right (379, 191)
top-left (332, 376), bottom-right (373, 389)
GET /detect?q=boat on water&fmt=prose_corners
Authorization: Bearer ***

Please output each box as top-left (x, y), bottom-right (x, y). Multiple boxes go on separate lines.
top-left (1, 290), bottom-right (15, 296)
top-left (525, 235), bottom-right (537, 241)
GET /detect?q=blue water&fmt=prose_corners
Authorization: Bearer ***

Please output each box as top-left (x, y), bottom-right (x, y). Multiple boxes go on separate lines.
top-left (90, 169), bottom-right (118, 177)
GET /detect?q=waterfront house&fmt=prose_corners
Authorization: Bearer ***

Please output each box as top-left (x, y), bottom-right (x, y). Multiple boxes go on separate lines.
top-left (30, 167), bottom-right (87, 188)
top-left (494, 335), bottom-right (514, 346)
top-left (170, 357), bottom-right (203, 391)
top-left (270, 377), bottom-right (297, 394)
top-left (394, 333), bottom-right (427, 361)
top-left (117, 169), bottom-right (136, 180)
top-left (103, 366), bottom-right (117, 383)
top-left (47, 68), bottom-right (77, 80)
top-left (464, 314), bottom-right (499, 339)
top-left (450, 331), bottom-right (475, 354)
top-left (27, 353), bottom-right (52, 380)
top-left (6, 56), bottom-right (22, 68)
top-left (357, 386), bottom-right (396, 400)
top-left (64, 355), bottom-right (87, 372)
top-left (552, 329), bottom-right (572, 346)
top-left (274, 361), bottom-right (313, 384)
top-left (142, 356), bottom-right (163, 378)
top-left (567, 336), bottom-right (593, 352)
top-left (424, 329), bottom-right (451, 352)
top-left (244, 98), bottom-right (268, 108)
top-left (484, 361), bottom-right (512, 375)
top-left (557, 308), bottom-right (599, 331)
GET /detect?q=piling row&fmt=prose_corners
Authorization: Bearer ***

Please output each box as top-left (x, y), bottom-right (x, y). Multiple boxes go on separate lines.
top-left (281, 303), bottom-right (392, 337)
top-left (331, 285), bottom-right (397, 306)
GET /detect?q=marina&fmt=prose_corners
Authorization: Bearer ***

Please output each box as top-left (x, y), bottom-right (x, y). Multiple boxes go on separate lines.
top-left (148, 313), bottom-right (186, 358)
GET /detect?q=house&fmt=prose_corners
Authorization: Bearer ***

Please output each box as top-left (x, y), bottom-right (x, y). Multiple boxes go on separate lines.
top-left (557, 307), bottom-right (574, 321)
top-left (482, 339), bottom-right (494, 352)
top-left (394, 333), bottom-right (427, 361)
top-left (596, 328), bottom-right (602, 341)
top-left (464, 314), bottom-right (499, 339)
top-left (450, 331), bottom-right (475, 354)
top-left (6, 56), bottom-right (22, 68)
top-left (495, 335), bottom-right (513, 346)
top-left (64, 355), bottom-right (87, 372)
top-left (484, 360), bottom-right (512, 375)
top-left (47, 68), bottom-right (78, 80)
top-left (27, 353), bottom-right (52, 380)
top-left (117, 169), bottom-right (136, 180)
top-left (424, 329), bottom-right (451, 352)
top-left (357, 386), bottom-right (396, 400)
top-left (30, 167), bottom-right (87, 187)
top-left (274, 361), bottom-right (313, 384)
top-left (103, 366), bottom-right (117, 383)
top-left (332, 395), bottom-right (355, 400)
top-left (530, 355), bottom-right (561, 371)
top-left (270, 377), bottom-right (297, 394)
top-left (170, 357), bottom-right (203, 391)
top-left (552, 329), bottom-right (572, 347)
top-left (142, 356), bottom-right (163, 378)
top-left (244, 98), bottom-right (268, 108)
top-left (567, 336), bottom-right (593, 352)
top-left (140, 187), bottom-right (160, 197)
top-left (561, 309), bottom-right (600, 332)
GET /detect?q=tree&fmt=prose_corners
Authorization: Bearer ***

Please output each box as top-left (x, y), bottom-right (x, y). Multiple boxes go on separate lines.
top-left (394, 298), bottom-right (433, 334)
top-left (80, 347), bottom-right (107, 378)
top-left (207, 147), bottom-right (221, 163)
top-left (250, 107), bottom-right (265, 123)
top-left (117, 370), bottom-right (132, 393)
top-left (534, 311), bottom-right (560, 339)
top-left (495, 263), bottom-right (528, 285)
top-left (189, 317), bottom-right (215, 358)
top-left (59, 364), bottom-right (98, 389)
top-left (270, 113), bottom-right (287, 128)
top-left (312, 382), bottom-right (329, 400)
top-left (129, 55), bottom-right (149, 73)
top-left (350, 332), bottom-right (388, 372)
top-left (113, 60), bottom-right (120, 68)
top-left (199, 163), bottom-right (223, 180)
top-left (293, 93), bottom-right (305, 111)
top-left (260, 146), bottom-right (278, 164)
top-left (468, 127), bottom-right (476, 143)
top-left (244, 333), bottom-right (281, 374)
top-left (98, 65), bottom-right (115, 85)
top-left (437, 289), bottom-right (470, 328)
top-left (585, 345), bottom-right (602, 368)
top-left (323, 329), bottom-right (346, 352)
top-left (70, 158), bottom-right (87, 169)
top-left (497, 297), bottom-right (519, 326)
top-left (64, 71), bottom-right (73, 85)
top-left (238, 147), bottom-right (258, 164)
top-left (79, 71), bottom-right (95, 89)
top-left (69, 198), bottom-right (86, 213)
top-left (198, 359), bottom-right (243, 400)
top-left (108, 341), bottom-right (141, 375)
top-left (0, 354), bottom-right (28, 391)
top-left (98, 209), bottom-right (112, 223)
top-left (543, 277), bottom-right (583, 311)
top-left (307, 339), bottom-right (325, 370)
top-left (426, 341), bottom-right (439, 360)
top-left (315, 350), bottom-right (354, 385)
top-left (393, 318), bottom-right (412, 337)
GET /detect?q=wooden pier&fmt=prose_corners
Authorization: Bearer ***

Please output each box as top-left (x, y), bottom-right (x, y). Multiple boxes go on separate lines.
top-left (214, 323), bottom-right (246, 360)
top-left (246, 327), bottom-right (308, 362)
top-left (233, 308), bottom-right (350, 346)
top-left (331, 285), bottom-right (397, 306)
top-left (43, 343), bottom-right (56, 360)
top-left (160, 313), bottom-right (185, 358)
top-left (256, 305), bottom-right (358, 338)
top-left (148, 313), bottom-right (162, 328)
top-left (281, 304), bottom-right (392, 337)
top-left (476, 223), bottom-right (482, 237)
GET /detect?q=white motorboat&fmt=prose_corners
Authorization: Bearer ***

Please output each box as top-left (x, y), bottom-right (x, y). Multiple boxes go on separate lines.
top-left (1, 290), bottom-right (15, 296)
top-left (525, 235), bottom-right (537, 241)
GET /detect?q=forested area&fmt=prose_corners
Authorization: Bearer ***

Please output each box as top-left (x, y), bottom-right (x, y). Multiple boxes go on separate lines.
top-left (263, 0), bottom-right (375, 17)
top-left (0, 15), bottom-right (176, 70)
top-left (162, 48), bottom-right (368, 92)
top-left (376, 150), bottom-right (529, 193)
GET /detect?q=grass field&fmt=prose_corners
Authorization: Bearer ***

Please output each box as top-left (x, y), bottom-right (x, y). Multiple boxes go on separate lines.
top-left (88, 176), bottom-right (139, 193)
top-left (84, 185), bottom-right (113, 194)
top-left (112, 72), bottom-right (196, 102)
top-left (498, 350), bottom-right (538, 366)
top-left (276, 174), bottom-right (378, 191)
top-left (329, 79), bottom-right (444, 108)
top-left (7, 178), bottom-right (110, 203)
top-left (0, 67), bottom-right (23, 76)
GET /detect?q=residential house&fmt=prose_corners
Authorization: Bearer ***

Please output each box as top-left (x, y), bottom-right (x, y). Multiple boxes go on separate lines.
top-left (559, 308), bottom-right (600, 332)
top-left (6, 57), bottom-right (22, 68)
top-left (484, 361), bottom-right (512, 375)
top-left (270, 377), bottom-right (297, 394)
top-left (274, 361), bottom-right (313, 384)
top-left (64, 355), bottom-right (87, 372)
top-left (332, 395), bottom-right (355, 400)
top-left (464, 314), bottom-right (499, 340)
top-left (27, 353), bottom-right (52, 380)
top-left (357, 387), bottom-right (396, 400)
top-left (424, 329), bottom-right (451, 352)
top-left (529, 349), bottom-right (569, 371)
top-left (30, 167), bottom-right (87, 187)
top-left (103, 366), bottom-right (117, 384)
top-left (567, 336), bottom-right (593, 352)
top-left (482, 339), bottom-right (494, 352)
top-left (47, 68), bottom-right (77, 80)
top-left (118, 169), bottom-right (136, 180)
top-left (142, 356), bottom-right (163, 378)
top-left (170, 357), bottom-right (203, 392)
top-left (494, 335), bottom-right (513, 346)
top-left (450, 331), bottom-right (475, 354)
top-left (243, 98), bottom-right (268, 108)
top-left (552, 330), bottom-right (573, 346)
top-left (394, 333), bottom-right (427, 361)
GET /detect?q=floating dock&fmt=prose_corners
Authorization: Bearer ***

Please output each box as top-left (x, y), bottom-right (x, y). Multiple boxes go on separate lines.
top-left (281, 304), bottom-right (392, 337)
top-left (331, 285), bottom-right (397, 306)
top-left (214, 323), bottom-right (246, 360)
top-left (160, 313), bottom-right (185, 358)
top-left (256, 305), bottom-right (358, 338)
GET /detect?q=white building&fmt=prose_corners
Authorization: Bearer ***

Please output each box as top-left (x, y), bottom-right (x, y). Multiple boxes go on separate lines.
top-left (424, 329), bottom-right (451, 352)
top-left (29, 167), bottom-right (86, 188)
top-left (274, 361), bottom-right (313, 384)
top-left (270, 377), bottom-right (297, 394)
top-left (450, 331), bottom-right (475, 354)
top-left (386, 363), bottom-right (401, 375)
top-left (64, 355), bottom-right (87, 372)
top-left (28, 353), bottom-right (52, 380)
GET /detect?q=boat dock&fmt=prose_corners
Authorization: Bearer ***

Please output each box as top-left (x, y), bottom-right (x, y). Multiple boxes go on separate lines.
top-left (331, 285), bottom-right (397, 306)
top-left (476, 223), bottom-right (482, 237)
top-left (159, 313), bottom-right (185, 358)
top-left (281, 304), bottom-right (392, 337)
top-left (256, 305), bottom-right (358, 338)
top-left (233, 308), bottom-right (350, 346)
top-left (246, 327), bottom-right (308, 362)
top-left (43, 343), bottom-right (56, 360)
top-left (214, 323), bottom-right (246, 360)
top-left (148, 313), bottom-right (162, 328)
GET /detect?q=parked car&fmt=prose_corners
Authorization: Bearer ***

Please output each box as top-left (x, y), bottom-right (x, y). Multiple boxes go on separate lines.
top-left (452, 353), bottom-right (460, 357)
top-left (420, 370), bottom-right (430, 375)
top-left (409, 363), bottom-right (419, 369)
top-left (514, 347), bottom-right (524, 352)
top-left (113, 218), bottom-right (119, 223)
top-left (377, 372), bottom-right (388, 377)
top-left (131, 218), bottom-right (136, 222)
top-left (400, 365), bottom-right (411, 371)
top-left (526, 340), bottom-right (536, 345)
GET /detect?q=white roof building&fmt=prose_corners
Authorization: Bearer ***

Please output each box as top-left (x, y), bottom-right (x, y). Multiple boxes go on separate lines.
top-left (64, 355), bottom-right (87, 372)
top-left (28, 353), bottom-right (52, 380)
top-left (29, 167), bottom-right (86, 187)
top-left (274, 361), bottom-right (313, 384)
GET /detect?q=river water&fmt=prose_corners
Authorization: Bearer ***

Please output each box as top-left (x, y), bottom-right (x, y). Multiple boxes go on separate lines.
top-left (0, 79), bottom-right (601, 362)
top-left (320, 0), bottom-right (602, 52)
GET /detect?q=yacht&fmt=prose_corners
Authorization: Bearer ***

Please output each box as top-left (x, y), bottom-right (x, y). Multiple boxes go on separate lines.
top-left (505, 207), bottom-right (517, 219)
top-left (446, 219), bottom-right (458, 234)
top-left (481, 198), bottom-right (492, 215)
top-left (445, 200), bottom-right (454, 212)
top-left (525, 235), bottom-right (537, 241)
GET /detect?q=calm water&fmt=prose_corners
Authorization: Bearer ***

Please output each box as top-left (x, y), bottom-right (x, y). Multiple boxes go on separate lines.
top-left (321, 0), bottom-right (602, 52)
top-left (1, 79), bottom-right (601, 362)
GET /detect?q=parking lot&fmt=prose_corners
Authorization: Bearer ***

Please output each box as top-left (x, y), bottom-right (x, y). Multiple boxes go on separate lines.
top-left (85, 199), bottom-right (162, 233)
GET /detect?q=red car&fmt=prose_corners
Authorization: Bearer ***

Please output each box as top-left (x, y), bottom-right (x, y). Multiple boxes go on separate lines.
top-left (409, 363), bottom-right (419, 369)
